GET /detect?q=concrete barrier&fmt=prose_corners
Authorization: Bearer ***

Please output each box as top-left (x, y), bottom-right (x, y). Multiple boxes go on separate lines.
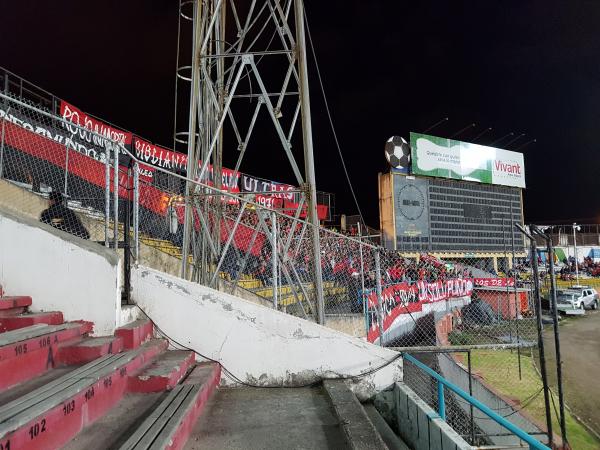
top-left (376, 382), bottom-right (472, 450)
top-left (0, 207), bottom-right (121, 335)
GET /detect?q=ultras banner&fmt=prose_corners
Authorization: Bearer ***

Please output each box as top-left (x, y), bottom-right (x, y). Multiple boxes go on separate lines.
top-left (60, 101), bottom-right (132, 148)
top-left (241, 174), bottom-right (296, 200)
top-left (133, 136), bottom-right (240, 193)
top-left (366, 278), bottom-right (473, 343)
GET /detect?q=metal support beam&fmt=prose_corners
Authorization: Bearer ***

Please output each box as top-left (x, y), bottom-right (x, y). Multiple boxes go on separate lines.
top-left (181, 0), bottom-right (203, 279)
top-left (294, 0), bottom-right (325, 324)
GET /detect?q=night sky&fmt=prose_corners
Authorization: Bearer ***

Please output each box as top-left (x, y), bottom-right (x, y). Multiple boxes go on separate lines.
top-left (2, 1), bottom-right (599, 227)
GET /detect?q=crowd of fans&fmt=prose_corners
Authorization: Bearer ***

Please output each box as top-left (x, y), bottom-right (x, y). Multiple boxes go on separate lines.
top-left (558, 256), bottom-right (600, 280)
top-left (215, 202), bottom-right (476, 292)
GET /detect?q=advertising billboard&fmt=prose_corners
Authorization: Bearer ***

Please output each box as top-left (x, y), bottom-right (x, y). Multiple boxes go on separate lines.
top-left (410, 132), bottom-right (526, 188)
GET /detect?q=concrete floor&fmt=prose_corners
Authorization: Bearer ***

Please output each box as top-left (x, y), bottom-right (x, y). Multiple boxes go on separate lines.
top-left (543, 309), bottom-right (600, 435)
top-left (184, 387), bottom-right (348, 450)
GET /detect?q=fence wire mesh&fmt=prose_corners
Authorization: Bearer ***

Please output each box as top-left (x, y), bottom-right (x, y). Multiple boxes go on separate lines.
top-left (1, 90), bottom-right (556, 446)
top-left (0, 92), bottom-right (128, 244)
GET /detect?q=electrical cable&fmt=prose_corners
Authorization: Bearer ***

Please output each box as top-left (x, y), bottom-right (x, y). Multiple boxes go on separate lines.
top-left (303, 5), bottom-right (366, 226)
top-left (133, 303), bottom-right (402, 389)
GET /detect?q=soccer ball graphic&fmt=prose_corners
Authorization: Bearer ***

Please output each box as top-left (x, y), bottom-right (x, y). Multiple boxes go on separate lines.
top-left (384, 136), bottom-right (411, 169)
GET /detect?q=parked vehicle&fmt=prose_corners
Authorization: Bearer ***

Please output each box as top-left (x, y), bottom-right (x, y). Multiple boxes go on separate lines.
top-left (566, 286), bottom-right (599, 309)
top-left (556, 287), bottom-right (599, 310)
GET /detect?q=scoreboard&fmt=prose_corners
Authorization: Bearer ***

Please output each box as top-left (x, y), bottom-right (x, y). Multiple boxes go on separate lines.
top-left (379, 172), bottom-right (525, 253)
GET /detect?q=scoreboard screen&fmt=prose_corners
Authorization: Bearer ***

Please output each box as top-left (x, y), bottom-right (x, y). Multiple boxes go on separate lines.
top-left (381, 173), bottom-right (524, 253)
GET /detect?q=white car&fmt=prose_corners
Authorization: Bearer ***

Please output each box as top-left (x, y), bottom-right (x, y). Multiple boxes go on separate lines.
top-left (568, 286), bottom-right (599, 309)
top-left (557, 287), bottom-right (599, 310)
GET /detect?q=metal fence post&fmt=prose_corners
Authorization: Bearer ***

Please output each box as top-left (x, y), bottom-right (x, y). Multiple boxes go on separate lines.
top-left (104, 146), bottom-right (111, 248)
top-left (272, 211), bottom-right (278, 309)
top-left (133, 161), bottom-right (139, 260)
top-left (467, 350), bottom-right (475, 444)
top-left (113, 144), bottom-right (119, 248)
top-left (530, 236), bottom-right (554, 447)
top-left (123, 163), bottom-right (132, 304)
top-left (0, 105), bottom-right (9, 180)
top-left (358, 223), bottom-right (367, 333)
top-left (63, 139), bottom-right (70, 197)
top-left (0, 77), bottom-right (8, 179)
top-left (544, 230), bottom-right (568, 447)
top-left (374, 249), bottom-right (385, 346)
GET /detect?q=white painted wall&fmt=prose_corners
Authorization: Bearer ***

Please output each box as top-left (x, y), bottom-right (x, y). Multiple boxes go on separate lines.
top-left (0, 208), bottom-right (121, 335)
top-left (131, 265), bottom-right (402, 400)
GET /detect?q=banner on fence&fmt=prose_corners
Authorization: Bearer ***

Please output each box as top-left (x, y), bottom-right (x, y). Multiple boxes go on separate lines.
top-left (473, 277), bottom-right (515, 287)
top-left (241, 175), bottom-right (296, 200)
top-left (282, 200), bottom-right (329, 221)
top-left (60, 101), bottom-right (132, 148)
top-left (133, 137), bottom-right (187, 173)
top-left (366, 278), bottom-right (474, 343)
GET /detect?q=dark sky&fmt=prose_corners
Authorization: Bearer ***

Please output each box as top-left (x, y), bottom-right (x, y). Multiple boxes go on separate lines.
top-left (2, 1), bottom-right (599, 226)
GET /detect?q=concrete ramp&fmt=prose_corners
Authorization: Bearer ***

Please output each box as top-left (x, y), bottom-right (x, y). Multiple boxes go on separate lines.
top-left (131, 265), bottom-right (402, 400)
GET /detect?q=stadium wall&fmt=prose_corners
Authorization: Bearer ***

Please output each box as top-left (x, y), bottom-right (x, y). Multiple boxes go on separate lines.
top-left (0, 207), bottom-right (122, 335)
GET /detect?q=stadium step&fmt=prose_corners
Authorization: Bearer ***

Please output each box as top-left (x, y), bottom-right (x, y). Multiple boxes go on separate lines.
top-left (0, 296), bottom-right (32, 316)
top-left (58, 336), bottom-right (124, 365)
top-left (119, 363), bottom-right (220, 450)
top-left (128, 350), bottom-right (196, 393)
top-left (0, 338), bottom-right (168, 449)
top-left (115, 319), bottom-right (154, 349)
top-left (323, 380), bottom-right (388, 450)
top-left (0, 322), bottom-right (92, 391)
top-left (0, 311), bottom-right (64, 332)
top-left (0, 293), bottom-right (222, 449)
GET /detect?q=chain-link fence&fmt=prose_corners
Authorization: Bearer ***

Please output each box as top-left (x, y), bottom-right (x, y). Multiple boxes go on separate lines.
top-left (402, 348), bottom-right (551, 447)
top-left (0, 91), bottom-right (128, 245)
top-left (0, 88), bottom-right (540, 349)
top-left (1, 90), bottom-right (558, 446)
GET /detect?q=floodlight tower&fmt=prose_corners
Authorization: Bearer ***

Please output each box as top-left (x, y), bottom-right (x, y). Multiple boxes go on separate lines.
top-left (173, 0), bottom-right (325, 323)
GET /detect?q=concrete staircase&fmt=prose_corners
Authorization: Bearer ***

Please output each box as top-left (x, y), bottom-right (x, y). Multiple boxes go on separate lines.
top-left (0, 294), bottom-right (220, 450)
top-left (0, 293), bottom-right (404, 450)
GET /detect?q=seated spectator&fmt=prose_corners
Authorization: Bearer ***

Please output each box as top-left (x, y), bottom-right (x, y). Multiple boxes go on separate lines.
top-left (40, 192), bottom-right (90, 240)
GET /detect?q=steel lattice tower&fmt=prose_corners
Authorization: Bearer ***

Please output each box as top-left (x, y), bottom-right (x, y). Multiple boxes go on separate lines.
top-left (174, 0), bottom-right (325, 322)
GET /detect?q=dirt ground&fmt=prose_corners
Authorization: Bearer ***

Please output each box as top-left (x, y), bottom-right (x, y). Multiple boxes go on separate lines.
top-left (542, 309), bottom-right (600, 437)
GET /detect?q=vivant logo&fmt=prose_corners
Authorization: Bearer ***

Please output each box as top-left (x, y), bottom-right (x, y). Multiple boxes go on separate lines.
top-left (494, 160), bottom-right (521, 174)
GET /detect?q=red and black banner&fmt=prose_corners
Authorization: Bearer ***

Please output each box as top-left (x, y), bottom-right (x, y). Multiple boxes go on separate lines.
top-left (366, 279), bottom-right (474, 343)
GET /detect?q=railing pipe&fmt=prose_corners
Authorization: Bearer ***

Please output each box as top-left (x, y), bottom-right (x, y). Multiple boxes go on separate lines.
top-left (402, 353), bottom-right (550, 450)
top-left (437, 381), bottom-right (446, 420)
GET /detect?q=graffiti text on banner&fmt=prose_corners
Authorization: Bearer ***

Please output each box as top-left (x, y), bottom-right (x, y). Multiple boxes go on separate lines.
top-left (366, 278), bottom-right (474, 343)
top-left (473, 277), bottom-right (515, 287)
top-left (60, 101), bottom-right (132, 148)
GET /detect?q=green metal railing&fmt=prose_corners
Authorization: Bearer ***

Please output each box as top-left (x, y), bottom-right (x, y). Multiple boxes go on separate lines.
top-left (402, 353), bottom-right (550, 450)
